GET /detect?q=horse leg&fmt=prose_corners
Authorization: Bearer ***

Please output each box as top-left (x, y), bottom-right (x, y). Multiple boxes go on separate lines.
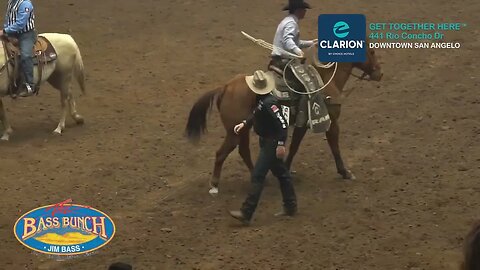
top-left (53, 86), bottom-right (69, 134)
top-left (238, 130), bottom-right (254, 173)
top-left (209, 132), bottom-right (239, 195)
top-left (0, 98), bottom-right (13, 141)
top-left (326, 104), bottom-right (355, 180)
top-left (67, 92), bottom-right (84, 125)
top-left (285, 126), bottom-right (308, 172)
top-left (47, 71), bottom-right (71, 134)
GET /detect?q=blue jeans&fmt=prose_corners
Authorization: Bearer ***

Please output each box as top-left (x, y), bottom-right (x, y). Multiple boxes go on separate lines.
top-left (17, 30), bottom-right (37, 86)
top-left (240, 137), bottom-right (297, 219)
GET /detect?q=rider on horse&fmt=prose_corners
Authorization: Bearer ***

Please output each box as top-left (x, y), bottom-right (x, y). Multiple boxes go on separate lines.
top-left (268, 0), bottom-right (317, 126)
top-left (1, 0), bottom-right (36, 97)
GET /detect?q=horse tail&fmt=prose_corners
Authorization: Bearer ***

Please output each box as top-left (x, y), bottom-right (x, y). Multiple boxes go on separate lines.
top-left (185, 86), bottom-right (226, 143)
top-left (72, 40), bottom-right (86, 95)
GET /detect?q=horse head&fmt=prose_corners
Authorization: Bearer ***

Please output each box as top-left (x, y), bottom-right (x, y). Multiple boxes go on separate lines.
top-left (352, 38), bottom-right (383, 81)
top-left (308, 38), bottom-right (383, 82)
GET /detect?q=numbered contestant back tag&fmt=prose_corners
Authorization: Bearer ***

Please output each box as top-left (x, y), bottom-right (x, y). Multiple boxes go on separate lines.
top-left (281, 105), bottom-right (290, 126)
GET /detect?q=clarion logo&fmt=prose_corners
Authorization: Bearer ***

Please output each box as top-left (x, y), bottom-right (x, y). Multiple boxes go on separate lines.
top-left (13, 199), bottom-right (115, 257)
top-left (333, 21), bottom-right (350, 38)
top-left (318, 14), bottom-right (367, 62)
top-left (319, 40), bottom-right (364, 49)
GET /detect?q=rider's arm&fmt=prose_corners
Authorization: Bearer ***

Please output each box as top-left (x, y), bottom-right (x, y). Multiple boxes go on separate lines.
top-left (244, 100), bottom-right (263, 126)
top-left (4, 1), bottom-right (33, 34)
top-left (299, 39), bottom-right (314, 48)
top-left (282, 22), bottom-right (303, 56)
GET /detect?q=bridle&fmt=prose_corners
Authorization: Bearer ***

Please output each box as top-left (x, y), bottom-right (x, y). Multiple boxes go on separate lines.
top-left (341, 65), bottom-right (370, 81)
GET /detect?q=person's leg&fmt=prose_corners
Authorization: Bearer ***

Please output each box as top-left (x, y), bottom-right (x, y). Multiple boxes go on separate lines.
top-left (18, 31), bottom-right (36, 95)
top-left (230, 138), bottom-right (276, 223)
top-left (271, 153), bottom-right (297, 216)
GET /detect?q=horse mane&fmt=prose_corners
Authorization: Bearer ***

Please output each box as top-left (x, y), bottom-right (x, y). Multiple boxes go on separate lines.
top-left (463, 220), bottom-right (480, 270)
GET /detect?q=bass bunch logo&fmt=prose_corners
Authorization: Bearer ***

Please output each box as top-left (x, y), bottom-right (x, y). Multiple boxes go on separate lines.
top-left (13, 199), bottom-right (115, 257)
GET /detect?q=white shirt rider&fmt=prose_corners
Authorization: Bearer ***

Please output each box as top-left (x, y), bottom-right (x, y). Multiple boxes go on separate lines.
top-left (271, 14), bottom-right (316, 58)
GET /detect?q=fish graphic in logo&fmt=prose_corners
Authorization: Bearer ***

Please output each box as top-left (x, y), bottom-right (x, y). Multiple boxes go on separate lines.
top-left (13, 199), bottom-right (115, 256)
top-left (333, 21), bottom-right (350, 38)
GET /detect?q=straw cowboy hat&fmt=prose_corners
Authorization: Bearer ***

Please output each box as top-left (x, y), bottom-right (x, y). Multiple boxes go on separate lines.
top-left (283, 0), bottom-right (311, 11)
top-left (245, 70), bottom-right (276, 95)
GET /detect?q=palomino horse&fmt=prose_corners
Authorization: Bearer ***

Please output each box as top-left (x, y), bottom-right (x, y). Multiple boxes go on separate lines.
top-left (0, 33), bottom-right (86, 141)
top-left (185, 45), bottom-right (382, 193)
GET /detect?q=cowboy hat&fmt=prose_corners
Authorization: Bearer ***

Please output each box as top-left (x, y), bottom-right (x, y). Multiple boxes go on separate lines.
top-left (245, 70), bottom-right (276, 95)
top-left (283, 0), bottom-right (311, 11)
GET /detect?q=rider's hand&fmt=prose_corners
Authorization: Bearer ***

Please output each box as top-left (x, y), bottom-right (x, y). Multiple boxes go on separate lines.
top-left (234, 122), bottom-right (245, 134)
top-left (294, 47), bottom-right (305, 58)
top-left (276, 146), bottom-right (286, 159)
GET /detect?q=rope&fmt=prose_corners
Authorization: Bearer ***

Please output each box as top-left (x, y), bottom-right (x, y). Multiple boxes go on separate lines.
top-left (241, 31), bottom-right (303, 59)
top-left (240, 31), bottom-right (338, 95)
top-left (281, 58), bottom-right (337, 95)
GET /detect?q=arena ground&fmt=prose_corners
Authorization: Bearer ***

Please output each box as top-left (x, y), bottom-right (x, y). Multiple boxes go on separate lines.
top-left (0, 0), bottom-right (478, 269)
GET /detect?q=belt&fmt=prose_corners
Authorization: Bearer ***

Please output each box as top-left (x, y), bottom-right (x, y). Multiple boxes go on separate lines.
top-left (10, 29), bottom-right (35, 36)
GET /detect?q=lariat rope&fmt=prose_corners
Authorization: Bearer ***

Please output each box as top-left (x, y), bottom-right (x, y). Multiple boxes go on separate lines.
top-left (240, 31), bottom-right (337, 95)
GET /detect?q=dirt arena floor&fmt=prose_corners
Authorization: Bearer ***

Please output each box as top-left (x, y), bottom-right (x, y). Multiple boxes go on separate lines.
top-left (0, 0), bottom-right (478, 269)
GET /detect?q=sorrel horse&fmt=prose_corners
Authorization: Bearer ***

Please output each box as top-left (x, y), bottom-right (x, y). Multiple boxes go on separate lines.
top-left (185, 44), bottom-right (382, 194)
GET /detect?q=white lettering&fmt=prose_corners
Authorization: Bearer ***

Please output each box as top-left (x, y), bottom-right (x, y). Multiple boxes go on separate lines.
top-left (319, 40), bottom-right (364, 49)
top-left (369, 42), bottom-right (413, 49)
top-left (60, 245), bottom-right (80, 253)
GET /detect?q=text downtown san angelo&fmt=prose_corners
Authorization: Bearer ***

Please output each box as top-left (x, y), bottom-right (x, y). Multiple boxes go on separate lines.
top-left (14, 202), bottom-right (115, 256)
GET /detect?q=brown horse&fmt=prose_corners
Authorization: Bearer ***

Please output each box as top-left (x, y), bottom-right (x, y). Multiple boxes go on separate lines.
top-left (185, 45), bottom-right (383, 193)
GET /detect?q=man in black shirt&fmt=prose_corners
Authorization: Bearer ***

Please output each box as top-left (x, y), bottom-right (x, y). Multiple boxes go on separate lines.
top-left (229, 70), bottom-right (297, 225)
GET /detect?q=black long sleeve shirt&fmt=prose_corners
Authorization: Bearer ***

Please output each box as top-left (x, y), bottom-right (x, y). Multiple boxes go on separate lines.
top-left (245, 94), bottom-right (288, 146)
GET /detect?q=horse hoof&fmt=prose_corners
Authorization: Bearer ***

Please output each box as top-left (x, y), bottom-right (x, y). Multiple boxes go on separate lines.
top-left (53, 128), bottom-right (63, 135)
top-left (341, 170), bottom-right (356, 180)
top-left (0, 135), bottom-right (9, 141)
top-left (74, 115), bottom-right (84, 125)
top-left (209, 187), bottom-right (219, 196)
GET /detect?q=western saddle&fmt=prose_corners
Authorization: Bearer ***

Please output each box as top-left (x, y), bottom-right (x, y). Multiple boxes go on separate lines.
top-left (1, 35), bottom-right (57, 98)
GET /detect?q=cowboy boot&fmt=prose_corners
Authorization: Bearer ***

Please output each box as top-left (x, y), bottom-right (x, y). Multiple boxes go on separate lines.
top-left (229, 210), bottom-right (251, 225)
top-left (275, 177), bottom-right (297, 217)
top-left (274, 207), bottom-right (297, 217)
top-left (232, 180), bottom-right (264, 225)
